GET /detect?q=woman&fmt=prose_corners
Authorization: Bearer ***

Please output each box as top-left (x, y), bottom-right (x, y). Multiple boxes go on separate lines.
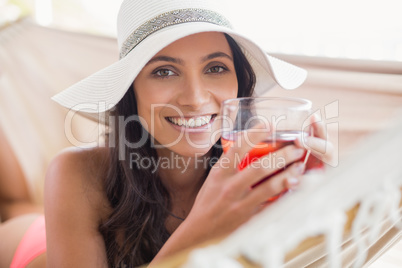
top-left (46, 0), bottom-right (332, 267)
top-left (0, 127), bottom-right (45, 268)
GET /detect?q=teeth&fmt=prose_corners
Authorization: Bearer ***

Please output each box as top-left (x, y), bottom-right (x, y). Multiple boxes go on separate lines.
top-left (188, 118), bottom-right (195, 127)
top-left (168, 115), bottom-right (213, 128)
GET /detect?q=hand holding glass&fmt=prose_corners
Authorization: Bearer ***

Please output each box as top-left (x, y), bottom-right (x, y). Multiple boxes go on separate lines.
top-left (220, 97), bottom-right (312, 202)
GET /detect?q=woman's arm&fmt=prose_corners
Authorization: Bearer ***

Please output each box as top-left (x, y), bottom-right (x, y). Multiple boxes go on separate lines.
top-left (150, 125), bottom-right (308, 265)
top-left (150, 123), bottom-right (335, 265)
top-left (45, 148), bottom-right (110, 267)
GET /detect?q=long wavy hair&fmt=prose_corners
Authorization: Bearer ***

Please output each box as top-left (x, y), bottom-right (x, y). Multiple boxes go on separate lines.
top-left (99, 34), bottom-right (256, 267)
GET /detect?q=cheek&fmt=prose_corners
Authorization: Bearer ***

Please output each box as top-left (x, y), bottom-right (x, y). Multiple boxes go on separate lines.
top-left (135, 95), bottom-right (169, 137)
top-left (135, 80), bottom-right (174, 107)
top-left (216, 76), bottom-right (238, 101)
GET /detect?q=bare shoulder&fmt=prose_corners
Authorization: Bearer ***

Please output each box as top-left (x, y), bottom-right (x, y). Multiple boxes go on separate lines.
top-left (45, 146), bottom-right (111, 220)
top-left (45, 146), bottom-right (111, 266)
top-left (47, 146), bottom-right (109, 179)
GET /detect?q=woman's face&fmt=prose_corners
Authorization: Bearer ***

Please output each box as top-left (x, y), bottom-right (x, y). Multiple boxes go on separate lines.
top-left (134, 32), bottom-right (238, 157)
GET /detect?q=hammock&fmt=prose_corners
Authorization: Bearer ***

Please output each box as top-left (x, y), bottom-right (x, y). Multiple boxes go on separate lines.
top-left (0, 19), bottom-right (115, 203)
top-left (1, 19), bottom-right (401, 267)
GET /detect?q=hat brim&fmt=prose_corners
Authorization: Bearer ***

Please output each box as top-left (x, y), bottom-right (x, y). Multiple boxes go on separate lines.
top-left (52, 22), bottom-right (307, 117)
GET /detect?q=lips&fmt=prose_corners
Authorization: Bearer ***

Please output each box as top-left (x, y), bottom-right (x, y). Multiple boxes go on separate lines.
top-left (166, 114), bottom-right (216, 128)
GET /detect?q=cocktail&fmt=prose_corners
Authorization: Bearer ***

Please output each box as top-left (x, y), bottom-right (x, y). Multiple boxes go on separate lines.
top-left (220, 97), bottom-right (313, 202)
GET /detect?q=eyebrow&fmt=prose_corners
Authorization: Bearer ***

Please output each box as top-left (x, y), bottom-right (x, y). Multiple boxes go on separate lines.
top-left (146, 56), bottom-right (183, 65)
top-left (201, 52), bottom-right (233, 62)
top-left (146, 52), bottom-right (233, 66)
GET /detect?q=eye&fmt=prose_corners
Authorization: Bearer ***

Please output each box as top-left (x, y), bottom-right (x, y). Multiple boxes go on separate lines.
top-left (206, 66), bottom-right (227, 74)
top-left (153, 68), bottom-right (176, 77)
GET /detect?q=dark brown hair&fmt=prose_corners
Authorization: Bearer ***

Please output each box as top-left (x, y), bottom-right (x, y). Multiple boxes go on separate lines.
top-left (99, 34), bottom-right (256, 267)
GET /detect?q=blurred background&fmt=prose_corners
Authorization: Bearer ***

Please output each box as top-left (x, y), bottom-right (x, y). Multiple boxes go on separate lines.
top-left (2, 0), bottom-right (402, 62)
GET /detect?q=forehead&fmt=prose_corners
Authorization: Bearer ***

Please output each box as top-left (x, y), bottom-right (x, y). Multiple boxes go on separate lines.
top-left (153, 32), bottom-right (232, 57)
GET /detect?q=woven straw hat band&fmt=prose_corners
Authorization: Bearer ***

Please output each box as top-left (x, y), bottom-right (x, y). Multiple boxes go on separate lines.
top-left (119, 8), bottom-right (232, 59)
top-left (117, 0), bottom-right (228, 54)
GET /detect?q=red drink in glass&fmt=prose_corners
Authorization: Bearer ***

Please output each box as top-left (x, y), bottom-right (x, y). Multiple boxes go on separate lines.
top-left (220, 97), bottom-right (321, 202)
top-left (221, 130), bottom-right (311, 202)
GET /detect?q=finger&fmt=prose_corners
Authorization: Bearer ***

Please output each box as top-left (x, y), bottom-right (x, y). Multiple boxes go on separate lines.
top-left (305, 136), bottom-right (335, 165)
top-left (235, 145), bottom-right (305, 188)
top-left (243, 162), bottom-right (304, 206)
top-left (304, 136), bottom-right (328, 155)
top-left (310, 114), bottom-right (327, 140)
top-left (284, 177), bottom-right (301, 189)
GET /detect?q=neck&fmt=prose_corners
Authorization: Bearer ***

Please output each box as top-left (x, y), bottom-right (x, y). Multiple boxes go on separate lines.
top-left (156, 148), bottom-right (210, 196)
top-left (155, 147), bottom-right (215, 231)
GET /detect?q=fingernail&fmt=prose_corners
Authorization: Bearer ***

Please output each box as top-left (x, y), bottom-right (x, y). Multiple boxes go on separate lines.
top-left (287, 177), bottom-right (299, 186)
top-left (294, 163), bottom-right (305, 174)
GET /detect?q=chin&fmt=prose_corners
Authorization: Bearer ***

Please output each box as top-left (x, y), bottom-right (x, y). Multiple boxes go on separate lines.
top-left (172, 144), bottom-right (214, 158)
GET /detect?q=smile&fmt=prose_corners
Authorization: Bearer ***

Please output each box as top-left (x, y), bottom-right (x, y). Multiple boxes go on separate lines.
top-left (166, 114), bottom-right (216, 128)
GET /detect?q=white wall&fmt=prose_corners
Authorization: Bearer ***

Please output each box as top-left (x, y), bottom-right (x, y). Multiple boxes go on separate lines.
top-left (222, 0), bottom-right (402, 61)
top-left (34, 0), bottom-right (402, 61)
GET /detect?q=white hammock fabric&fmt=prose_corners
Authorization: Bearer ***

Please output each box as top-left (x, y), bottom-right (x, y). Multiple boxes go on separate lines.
top-left (1, 19), bottom-right (402, 267)
top-left (0, 19), bottom-right (115, 203)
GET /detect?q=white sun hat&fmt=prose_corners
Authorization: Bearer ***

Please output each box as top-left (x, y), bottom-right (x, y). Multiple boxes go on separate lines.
top-left (52, 0), bottom-right (307, 119)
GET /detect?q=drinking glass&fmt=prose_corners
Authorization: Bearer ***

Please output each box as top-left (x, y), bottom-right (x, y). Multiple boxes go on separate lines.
top-left (220, 97), bottom-right (313, 202)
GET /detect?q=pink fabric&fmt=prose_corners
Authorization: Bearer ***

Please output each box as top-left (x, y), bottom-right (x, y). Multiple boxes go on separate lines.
top-left (10, 215), bottom-right (46, 268)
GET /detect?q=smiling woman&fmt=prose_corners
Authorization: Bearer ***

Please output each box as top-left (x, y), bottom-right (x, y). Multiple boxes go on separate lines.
top-left (1, 0), bottom-right (401, 266)
top-left (133, 32), bottom-right (238, 157)
top-left (43, 0), bottom-right (329, 267)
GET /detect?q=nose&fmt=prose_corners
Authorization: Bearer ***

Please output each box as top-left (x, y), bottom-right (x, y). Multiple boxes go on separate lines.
top-left (176, 77), bottom-right (210, 110)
